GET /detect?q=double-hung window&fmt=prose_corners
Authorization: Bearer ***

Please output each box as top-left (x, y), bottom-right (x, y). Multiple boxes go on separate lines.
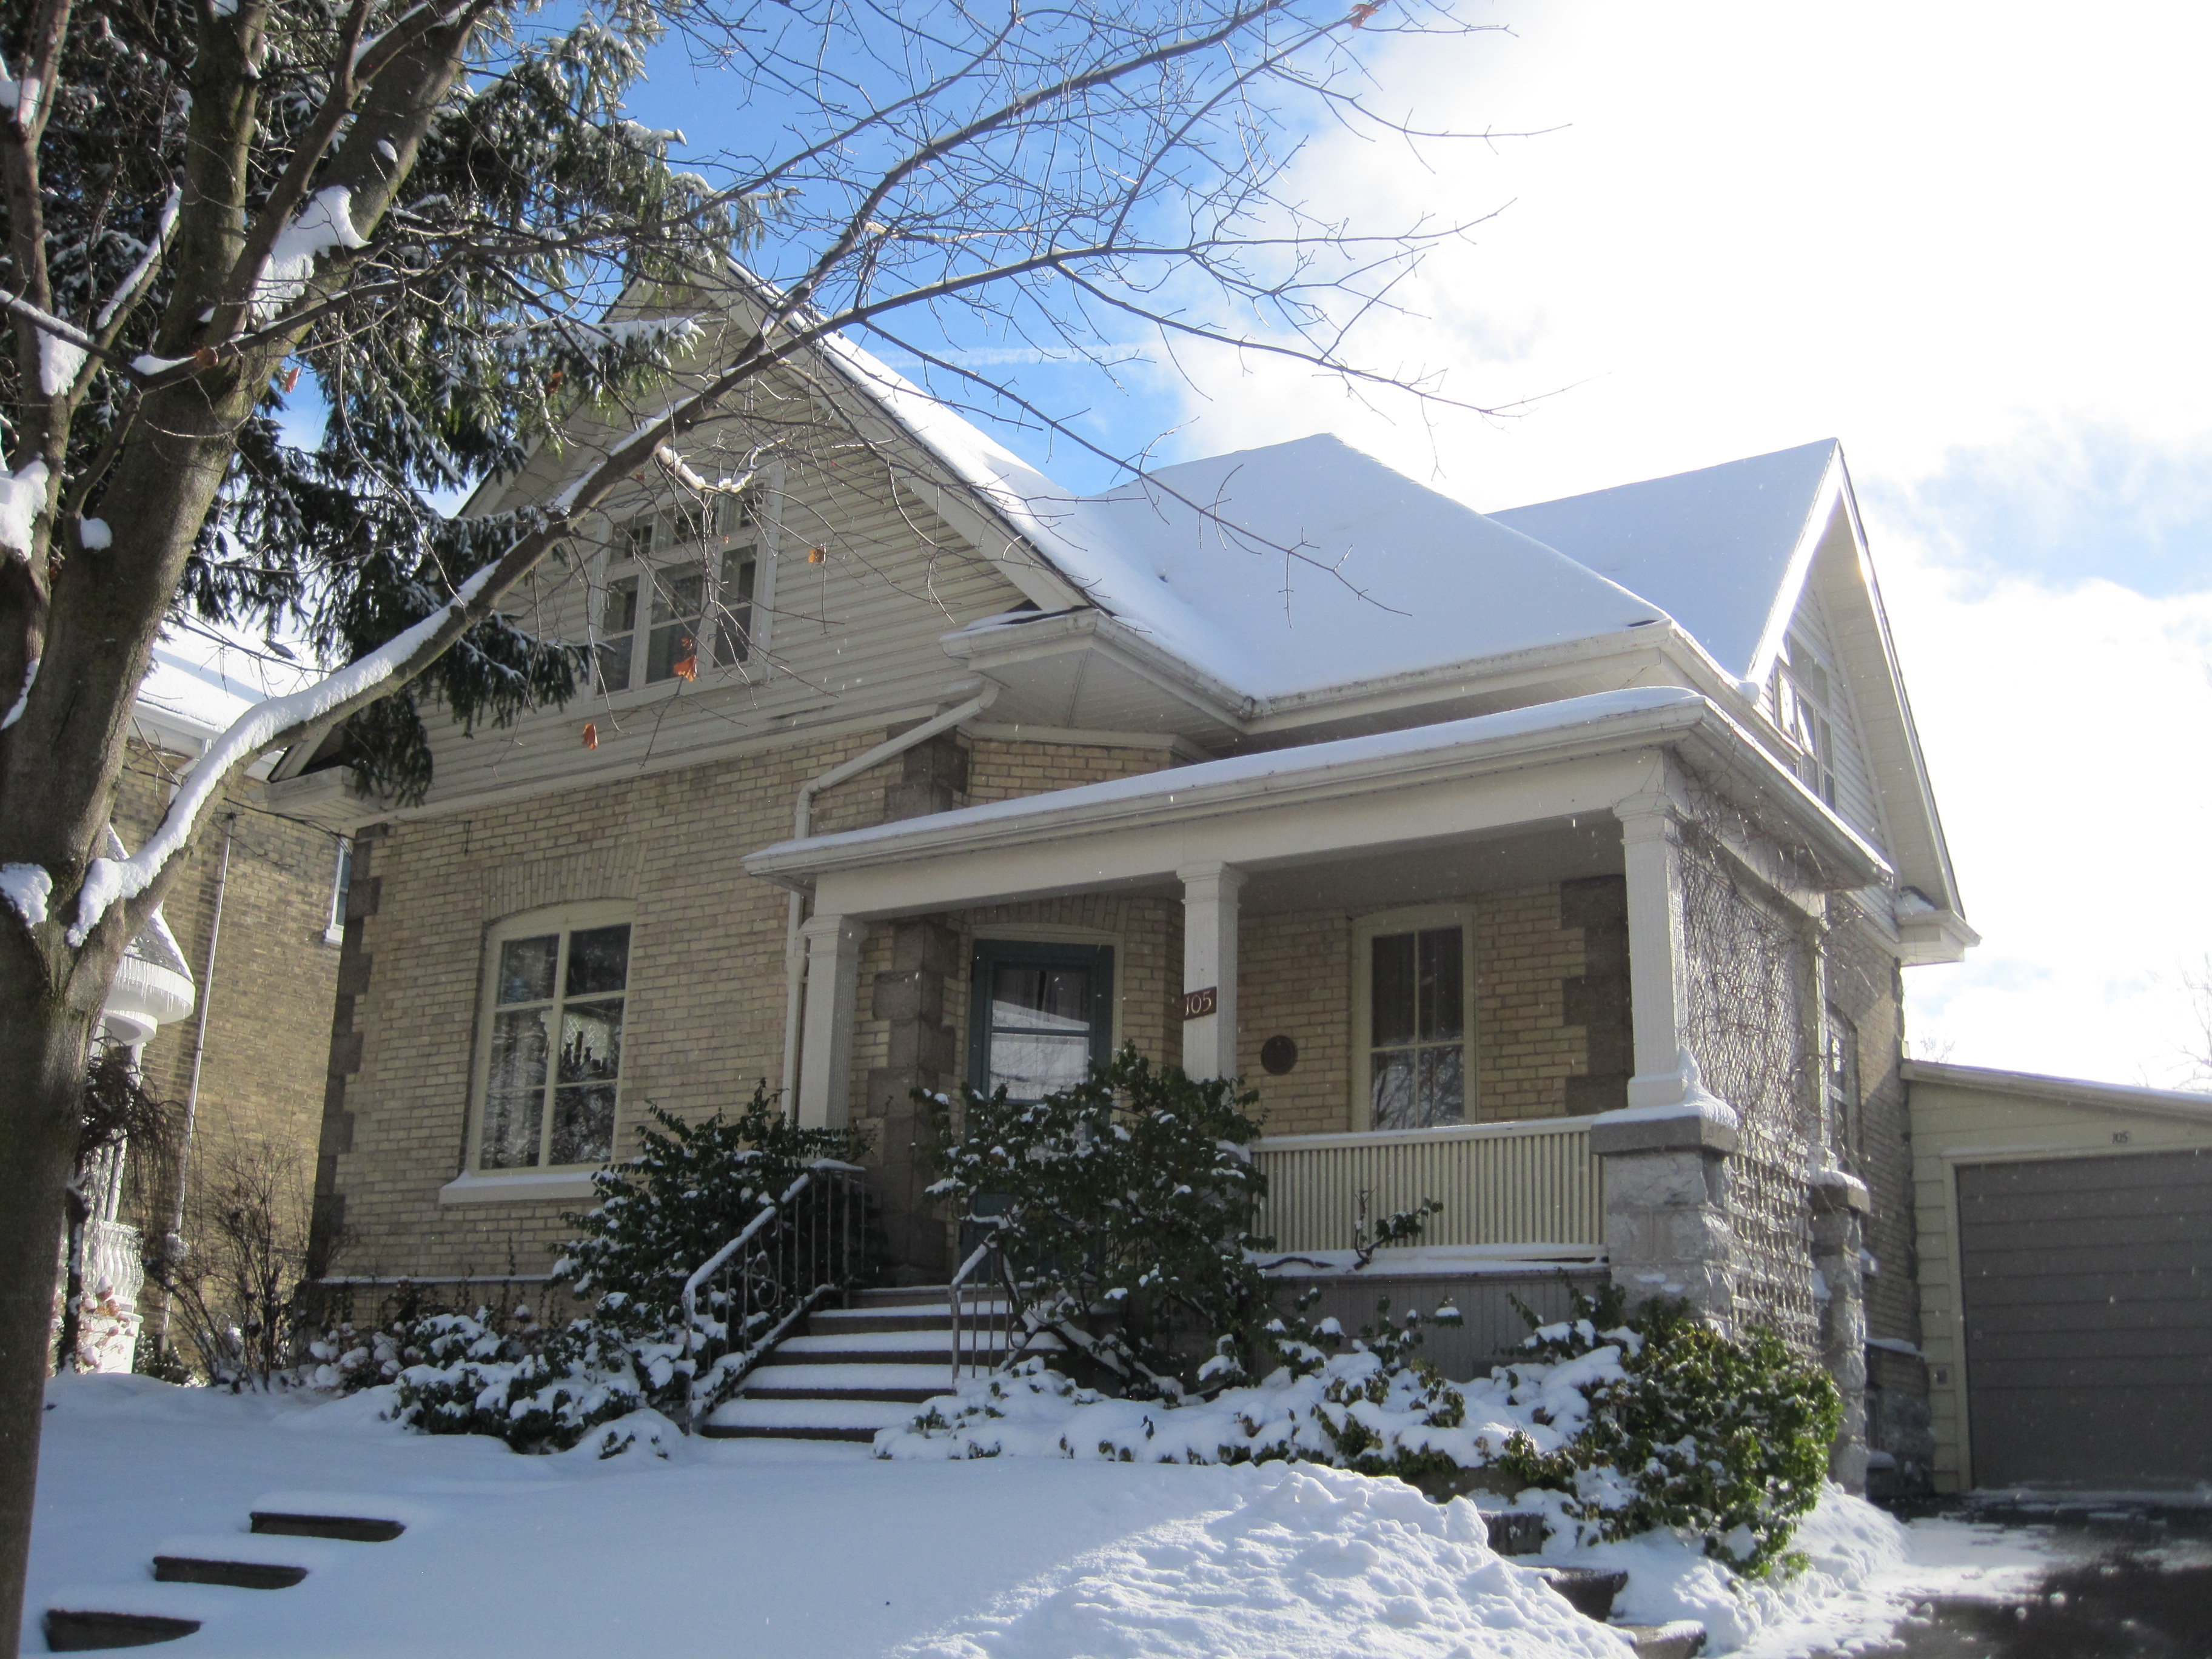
top-left (474, 905), bottom-right (631, 1171)
top-left (1356, 910), bottom-right (1475, 1130)
top-left (593, 494), bottom-right (762, 694)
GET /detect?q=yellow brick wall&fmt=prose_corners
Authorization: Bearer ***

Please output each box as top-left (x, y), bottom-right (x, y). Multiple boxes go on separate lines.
top-left (111, 741), bottom-right (341, 1238)
top-left (1236, 883), bottom-right (1594, 1136)
top-left (327, 733), bottom-right (1179, 1281)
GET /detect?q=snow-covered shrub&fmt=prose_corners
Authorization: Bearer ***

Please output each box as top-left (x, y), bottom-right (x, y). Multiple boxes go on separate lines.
top-left (883, 1298), bottom-right (1474, 1486)
top-left (389, 1304), bottom-right (644, 1454)
top-left (927, 1046), bottom-right (1312, 1394)
top-left (1486, 1285), bottom-right (1842, 1575)
top-left (553, 1085), bottom-right (868, 1338)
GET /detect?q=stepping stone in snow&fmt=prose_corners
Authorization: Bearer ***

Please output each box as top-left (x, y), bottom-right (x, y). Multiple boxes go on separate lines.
top-left (42, 1609), bottom-right (201, 1651)
top-left (1484, 1509), bottom-right (1547, 1555)
top-left (1618, 1620), bottom-right (1707, 1659)
top-left (1538, 1565), bottom-right (1629, 1621)
top-left (152, 1553), bottom-right (309, 1590)
top-left (249, 1510), bottom-right (404, 1542)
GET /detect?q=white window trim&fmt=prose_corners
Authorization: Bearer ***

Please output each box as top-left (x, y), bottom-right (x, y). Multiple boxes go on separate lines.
top-left (466, 899), bottom-right (635, 1178)
top-left (585, 467), bottom-right (781, 704)
top-left (1349, 903), bottom-right (1478, 1132)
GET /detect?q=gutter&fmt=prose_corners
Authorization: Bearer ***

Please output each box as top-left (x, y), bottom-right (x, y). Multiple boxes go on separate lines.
top-left (775, 682), bottom-right (999, 1108)
top-left (748, 692), bottom-right (1889, 893)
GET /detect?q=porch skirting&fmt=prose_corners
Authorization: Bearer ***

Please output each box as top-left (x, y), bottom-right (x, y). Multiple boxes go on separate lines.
top-left (1252, 1117), bottom-right (1604, 1254)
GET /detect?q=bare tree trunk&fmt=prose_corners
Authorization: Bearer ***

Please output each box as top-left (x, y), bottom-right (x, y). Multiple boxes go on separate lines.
top-left (0, 975), bottom-right (94, 1656)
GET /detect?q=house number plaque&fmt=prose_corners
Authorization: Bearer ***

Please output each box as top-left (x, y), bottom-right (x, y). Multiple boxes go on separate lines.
top-left (1180, 987), bottom-right (1219, 1021)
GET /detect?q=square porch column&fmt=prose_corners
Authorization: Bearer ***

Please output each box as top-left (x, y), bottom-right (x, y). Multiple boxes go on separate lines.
top-left (1178, 862), bottom-right (1245, 1079)
top-left (1596, 786), bottom-right (1738, 1326)
top-left (796, 913), bottom-right (868, 1129)
top-left (1618, 788), bottom-right (1691, 1108)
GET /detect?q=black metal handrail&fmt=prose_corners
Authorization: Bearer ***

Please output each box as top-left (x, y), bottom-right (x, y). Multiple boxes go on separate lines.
top-left (680, 1159), bottom-right (868, 1426)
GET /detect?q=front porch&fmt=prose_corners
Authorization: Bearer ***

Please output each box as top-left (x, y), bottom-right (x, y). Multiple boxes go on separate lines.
top-left (745, 689), bottom-right (1888, 1359)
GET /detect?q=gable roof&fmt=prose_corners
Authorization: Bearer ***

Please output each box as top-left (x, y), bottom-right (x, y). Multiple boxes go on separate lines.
top-left (1488, 439), bottom-right (1842, 681)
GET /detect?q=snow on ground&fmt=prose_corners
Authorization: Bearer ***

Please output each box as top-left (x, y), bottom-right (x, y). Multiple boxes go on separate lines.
top-left (27, 1375), bottom-right (1620, 1659)
top-left (24, 1373), bottom-right (2042, 1659)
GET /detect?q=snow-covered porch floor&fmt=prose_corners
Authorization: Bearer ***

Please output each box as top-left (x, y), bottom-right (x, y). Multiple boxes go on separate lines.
top-left (27, 1374), bottom-right (2062, 1659)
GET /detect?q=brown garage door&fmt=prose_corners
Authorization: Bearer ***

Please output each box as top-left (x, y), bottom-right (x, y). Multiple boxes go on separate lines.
top-left (1958, 1149), bottom-right (2212, 1490)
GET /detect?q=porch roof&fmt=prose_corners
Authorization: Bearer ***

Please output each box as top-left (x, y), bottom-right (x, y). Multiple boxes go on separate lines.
top-left (745, 687), bottom-right (1892, 902)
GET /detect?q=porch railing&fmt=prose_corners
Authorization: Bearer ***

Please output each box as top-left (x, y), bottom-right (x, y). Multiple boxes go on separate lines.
top-left (947, 1222), bottom-right (1014, 1390)
top-left (680, 1159), bottom-right (869, 1424)
top-left (1252, 1116), bottom-right (1604, 1254)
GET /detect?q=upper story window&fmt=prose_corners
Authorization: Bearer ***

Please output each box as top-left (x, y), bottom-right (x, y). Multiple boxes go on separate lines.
top-left (1772, 638), bottom-right (1837, 807)
top-left (593, 494), bottom-right (762, 694)
top-left (1355, 908), bottom-right (1475, 1131)
top-left (473, 903), bottom-right (632, 1172)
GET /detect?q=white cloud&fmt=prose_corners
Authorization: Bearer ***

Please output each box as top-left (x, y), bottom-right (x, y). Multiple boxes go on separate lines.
top-left (1159, 0), bottom-right (2212, 1087)
top-left (1874, 516), bottom-right (2212, 1088)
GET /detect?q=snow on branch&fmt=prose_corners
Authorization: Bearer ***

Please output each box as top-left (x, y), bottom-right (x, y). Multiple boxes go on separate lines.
top-left (252, 187), bottom-right (370, 321)
top-left (94, 184), bottom-right (183, 334)
top-left (67, 561), bottom-right (501, 947)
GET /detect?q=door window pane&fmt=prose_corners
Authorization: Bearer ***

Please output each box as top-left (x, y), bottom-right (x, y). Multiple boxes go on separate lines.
top-left (974, 949), bottom-right (1108, 1102)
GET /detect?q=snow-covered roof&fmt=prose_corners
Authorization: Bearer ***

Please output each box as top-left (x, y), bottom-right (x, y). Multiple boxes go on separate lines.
top-left (134, 634), bottom-right (321, 752)
top-left (1489, 440), bottom-right (1841, 680)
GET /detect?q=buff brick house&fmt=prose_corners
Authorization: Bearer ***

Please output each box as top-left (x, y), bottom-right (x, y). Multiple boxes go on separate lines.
top-left (261, 305), bottom-right (1976, 1485)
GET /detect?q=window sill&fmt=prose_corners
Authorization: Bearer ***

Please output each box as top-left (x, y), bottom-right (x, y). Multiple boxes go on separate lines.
top-left (437, 1170), bottom-right (600, 1206)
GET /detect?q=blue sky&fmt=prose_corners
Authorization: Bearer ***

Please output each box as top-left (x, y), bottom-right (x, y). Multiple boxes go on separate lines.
top-left (605, 0), bottom-right (2212, 1086)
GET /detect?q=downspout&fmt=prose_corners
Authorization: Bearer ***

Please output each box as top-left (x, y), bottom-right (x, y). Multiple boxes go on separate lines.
top-left (777, 684), bottom-right (999, 1111)
top-left (156, 811), bottom-right (234, 1349)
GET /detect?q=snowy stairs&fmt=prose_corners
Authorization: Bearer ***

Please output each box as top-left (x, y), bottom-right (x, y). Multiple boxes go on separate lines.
top-left (1489, 1523), bottom-right (1706, 1658)
top-left (43, 1503), bottom-right (407, 1649)
top-left (700, 1285), bottom-right (1055, 1443)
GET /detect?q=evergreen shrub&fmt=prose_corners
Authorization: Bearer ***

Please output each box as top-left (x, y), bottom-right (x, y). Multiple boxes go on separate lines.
top-left (926, 1046), bottom-right (1301, 1394)
top-left (1493, 1285), bottom-right (1842, 1575)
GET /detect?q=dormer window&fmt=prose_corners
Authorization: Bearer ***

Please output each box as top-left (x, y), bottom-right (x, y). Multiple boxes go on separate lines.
top-left (1772, 640), bottom-right (1837, 807)
top-left (593, 494), bottom-right (761, 693)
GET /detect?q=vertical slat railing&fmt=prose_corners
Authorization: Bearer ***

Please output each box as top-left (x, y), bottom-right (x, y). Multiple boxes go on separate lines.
top-left (1251, 1118), bottom-right (1604, 1253)
top-left (947, 1224), bottom-right (1010, 1390)
top-left (681, 1158), bottom-right (870, 1426)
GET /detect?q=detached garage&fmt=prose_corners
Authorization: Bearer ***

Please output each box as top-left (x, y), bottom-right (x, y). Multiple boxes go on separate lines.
top-left (1909, 1061), bottom-right (2212, 1495)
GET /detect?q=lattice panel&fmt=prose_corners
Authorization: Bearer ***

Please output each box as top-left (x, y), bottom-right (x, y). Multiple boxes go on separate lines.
top-left (1727, 1120), bottom-right (1819, 1355)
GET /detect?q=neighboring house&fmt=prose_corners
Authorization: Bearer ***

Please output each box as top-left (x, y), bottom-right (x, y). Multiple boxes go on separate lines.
top-left (1903, 1061), bottom-right (2212, 1495)
top-left (261, 306), bottom-right (1974, 1486)
top-left (63, 644), bottom-right (349, 1370)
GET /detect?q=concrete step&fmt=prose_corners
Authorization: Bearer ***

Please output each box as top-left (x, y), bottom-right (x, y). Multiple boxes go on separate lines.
top-left (700, 1395), bottom-right (919, 1441)
top-left (1538, 1566), bottom-right (1627, 1621)
top-left (850, 1285), bottom-right (956, 1307)
top-left (42, 1610), bottom-right (202, 1652)
top-left (769, 1327), bottom-right (1054, 1361)
top-left (809, 1304), bottom-right (1011, 1334)
top-left (739, 1362), bottom-right (954, 1403)
top-left (1618, 1621), bottom-right (1707, 1659)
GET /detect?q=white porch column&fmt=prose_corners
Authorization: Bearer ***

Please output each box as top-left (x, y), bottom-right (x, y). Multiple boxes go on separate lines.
top-left (1617, 788), bottom-right (1691, 1108)
top-left (796, 914), bottom-right (869, 1128)
top-left (1178, 862), bottom-right (1245, 1079)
